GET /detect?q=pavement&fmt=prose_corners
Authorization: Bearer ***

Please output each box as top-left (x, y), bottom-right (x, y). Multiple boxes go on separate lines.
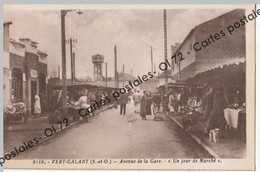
top-left (5, 100), bottom-right (211, 159)
top-left (168, 114), bottom-right (246, 158)
top-left (4, 104), bottom-right (114, 153)
top-left (4, 99), bottom-right (245, 159)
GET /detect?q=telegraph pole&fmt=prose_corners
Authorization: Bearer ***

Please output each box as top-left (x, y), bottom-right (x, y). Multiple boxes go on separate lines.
top-left (69, 38), bottom-right (73, 84)
top-left (61, 10), bottom-right (69, 115)
top-left (61, 9), bottom-right (81, 115)
top-left (163, 9), bottom-right (168, 91)
top-left (114, 45), bottom-right (119, 88)
top-left (72, 52), bottom-right (76, 81)
top-left (123, 64), bottom-right (125, 86)
top-left (150, 46), bottom-right (153, 73)
top-left (58, 66), bottom-right (60, 79)
top-left (69, 38), bottom-right (77, 84)
top-left (105, 62), bottom-right (108, 87)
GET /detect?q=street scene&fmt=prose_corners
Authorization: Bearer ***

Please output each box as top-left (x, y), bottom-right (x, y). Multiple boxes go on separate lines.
top-left (2, 5), bottom-right (254, 170)
top-left (11, 100), bottom-right (211, 159)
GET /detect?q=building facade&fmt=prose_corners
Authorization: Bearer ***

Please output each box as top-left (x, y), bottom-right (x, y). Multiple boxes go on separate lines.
top-left (3, 22), bottom-right (48, 114)
top-left (171, 9), bottom-right (246, 81)
top-left (157, 69), bottom-right (172, 86)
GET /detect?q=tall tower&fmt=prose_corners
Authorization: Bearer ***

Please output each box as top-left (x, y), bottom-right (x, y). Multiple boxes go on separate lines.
top-left (92, 54), bottom-right (104, 81)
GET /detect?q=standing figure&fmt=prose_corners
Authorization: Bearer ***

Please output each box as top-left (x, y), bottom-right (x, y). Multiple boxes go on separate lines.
top-left (140, 91), bottom-right (148, 120)
top-left (152, 92), bottom-right (161, 114)
top-left (168, 93), bottom-right (175, 114)
top-left (133, 90), bottom-right (141, 113)
top-left (202, 87), bottom-right (214, 136)
top-left (208, 90), bottom-right (227, 131)
top-left (119, 94), bottom-right (128, 115)
top-left (34, 95), bottom-right (41, 117)
top-left (146, 92), bottom-right (152, 116)
top-left (111, 90), bottom-right (118, 109)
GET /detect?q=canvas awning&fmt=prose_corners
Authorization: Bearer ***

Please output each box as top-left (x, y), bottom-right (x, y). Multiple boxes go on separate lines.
top-left (172, 58), bottom-right (245, 81)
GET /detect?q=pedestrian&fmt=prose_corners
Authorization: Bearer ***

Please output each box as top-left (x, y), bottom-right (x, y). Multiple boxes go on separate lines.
top-left (119, 93), bottom-right (128, 115)
top-left (140, 91), bottom-right (148, 120)
top-left (146, 92), bottom-right (152, 116)
top-left (133, 90), bottom-right (141, 113)
top-left (202, 86), bottom-right (214, 136)
top-left (152, 92), bottom-right (161, 114)
top-left (112, 90), bottom-right (118, 109)
top-left (34, 94), bottom-right (41, 118)
top-left (168, 93), bottom-right (175, 114)
top-left (208, 90), bottom-right (227, 131)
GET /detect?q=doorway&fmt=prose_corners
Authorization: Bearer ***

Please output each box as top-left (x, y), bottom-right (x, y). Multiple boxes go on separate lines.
top-left (11, 68), bottom-right (23, 100)
top-left (31, 81), bottom-right (37, 115)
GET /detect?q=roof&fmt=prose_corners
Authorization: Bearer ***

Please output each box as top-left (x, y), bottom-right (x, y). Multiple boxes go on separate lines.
top-left (195, 9), bottom-right (244, 29)
top-left (172, 29), bottom-right (195, 56)
top-left (186, 61), bottom-right (245, 86)
top-left (10, 39), bottom-right (25, 48)
top-left (172, 58), bottom-right (246, 81)
top-left (3, 21), bottom-right (12, 25)
top-left (172, 9), bottom-right (244, 57)
top-left (37, 50), bottom-right (48, 57)
top-left (48, 82), bottom-right (116, 91)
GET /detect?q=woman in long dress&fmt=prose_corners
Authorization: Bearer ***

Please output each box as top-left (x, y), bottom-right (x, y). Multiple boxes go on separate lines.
top-left (34, 95), bottom-right (41, 117)
top-left (208, 91), bottom-right (227, 131)
top-left (140, 91), bottom-right (148, 120)
top-left (146, 92), bottom-right (152, 115)
top-left (168, 93), bottom-right (175, 113)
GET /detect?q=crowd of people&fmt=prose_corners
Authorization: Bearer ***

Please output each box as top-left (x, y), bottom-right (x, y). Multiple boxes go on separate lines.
top-left (161, 85), bottom-right (245, 137)
top-left (115, 84), bottom-right (245, 138)
top-left (47, 84), bottom-right (245, 138)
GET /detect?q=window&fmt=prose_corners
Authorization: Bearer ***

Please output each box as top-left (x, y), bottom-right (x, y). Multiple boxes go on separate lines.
top-left (11, 68), bottom-right (23, 100)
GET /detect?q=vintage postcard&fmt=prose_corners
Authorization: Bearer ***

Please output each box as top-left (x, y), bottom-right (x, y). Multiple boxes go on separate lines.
top-left (2, 4), bottom-right (255, 170)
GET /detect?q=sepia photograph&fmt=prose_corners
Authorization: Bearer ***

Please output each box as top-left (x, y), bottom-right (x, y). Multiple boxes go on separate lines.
top-left (2, 4), bottom-right (255, 170)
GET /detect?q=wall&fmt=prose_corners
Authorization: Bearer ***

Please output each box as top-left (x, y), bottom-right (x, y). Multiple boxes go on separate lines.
top-left (195, 9), bottom-right (246, 60)
top-left (25, 53), bottom-right (39, 111)
top-left (3, 24), bottom-right (10, 105)
top-left (171, 30), bottom-right (196, 80)
top-left (158, 77), bottom-right (172, 86)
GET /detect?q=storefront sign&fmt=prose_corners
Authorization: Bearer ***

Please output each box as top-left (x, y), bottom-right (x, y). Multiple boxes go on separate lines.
top-left (30, 69), bottom-right (37, 78)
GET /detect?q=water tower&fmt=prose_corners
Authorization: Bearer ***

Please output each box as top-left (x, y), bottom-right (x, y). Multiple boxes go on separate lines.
top-left (92, 54), bottom-right (104, 81)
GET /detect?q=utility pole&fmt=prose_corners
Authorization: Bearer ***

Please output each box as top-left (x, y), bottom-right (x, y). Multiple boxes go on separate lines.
top-left (58, 66), bottom-right (60, 79)
top-left (114, 45), bottom-right (119, 88)
top-left (61, 10), bottom-right (82, 115)
top-left (123, 64), bottom-right (125, 86)
top-left (72, 52), bottom-right (76, 81)
top-left (69, 38), bottom-right (73, 84)
top-left (105, 62), bottom-right (108, 87)
top-left (163, 9), bottom-right (168, 91)
top-left (61, 10), bottom-right (69, 115)
top-left (69, 38), bottom-right (77, 84)
top-left (150, 46), bottom-right (153, 73)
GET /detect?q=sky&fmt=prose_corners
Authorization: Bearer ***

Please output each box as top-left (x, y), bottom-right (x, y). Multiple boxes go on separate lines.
top-left (3, 7), bottom-right (233, 80)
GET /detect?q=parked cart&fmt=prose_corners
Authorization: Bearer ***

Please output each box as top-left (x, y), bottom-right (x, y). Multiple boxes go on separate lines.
top-left (4, 99), bottom-right (29, 124)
